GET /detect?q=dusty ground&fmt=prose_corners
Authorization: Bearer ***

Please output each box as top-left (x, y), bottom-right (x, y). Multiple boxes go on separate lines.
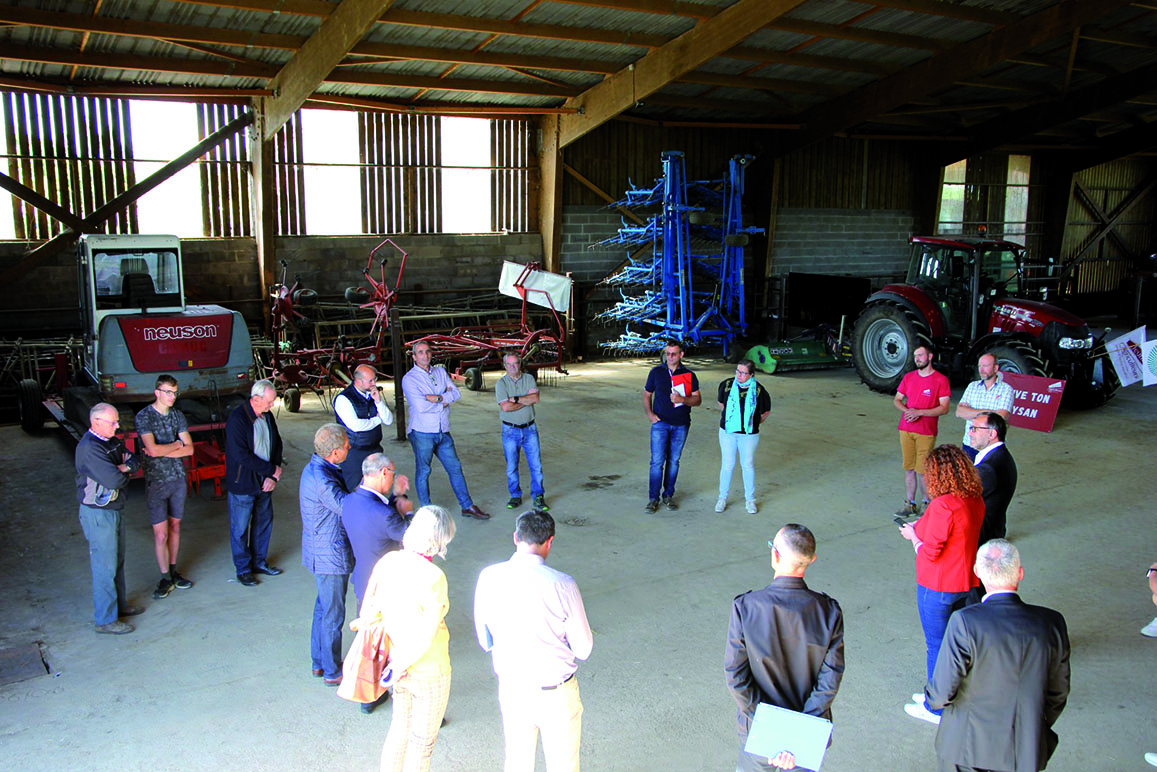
top-left (1, 358), bottom-right (1154, 772)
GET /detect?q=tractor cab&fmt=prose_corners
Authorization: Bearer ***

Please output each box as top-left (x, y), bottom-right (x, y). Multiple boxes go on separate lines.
top-left (907, 236), bottom-right (1025, 340)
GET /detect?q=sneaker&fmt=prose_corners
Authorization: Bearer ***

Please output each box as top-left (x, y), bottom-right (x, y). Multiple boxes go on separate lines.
top-left (745, 500), bottom-right (758, 515)
top-left (903, 701), bottom-right (941, 725)
top-left (911, 692), bottom-right (925, 705)
top-left (894, 501), bottom-right (918, 518)
top-left (1145, 752), bottom-right (1157, 767)
top-left (714, 498), bottom-right (726, 513)
top-left (533, 495), bottom-right (549, 511)
top-left (644, 499), bottom-right (659, 513)
top-left (153, 578), bottom-right (175, 599)
top-left (1142, 617), bottom-right (1157, 638)
top-left (95, 620), bottom-right (134, 635)
top-left (171, 571), bottom-right (193, 590)
top-left (662, 497), bottom-right (677, 511)
top-left (506, 496), bottom-right (522, 510)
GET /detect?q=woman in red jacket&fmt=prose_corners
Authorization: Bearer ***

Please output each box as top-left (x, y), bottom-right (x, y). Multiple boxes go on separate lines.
top-left (898, 444), bottom-right (984, 722)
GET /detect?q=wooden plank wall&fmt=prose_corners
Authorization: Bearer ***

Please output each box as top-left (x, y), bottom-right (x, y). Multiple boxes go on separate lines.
top-left (273, 112), bottom-right (306, 236)
top-left (491, 118), bottom-right (532, 233)
top-left (2, 91), bottom-right (137, 238)
top-left (198, 102), bottom-right (252, 238)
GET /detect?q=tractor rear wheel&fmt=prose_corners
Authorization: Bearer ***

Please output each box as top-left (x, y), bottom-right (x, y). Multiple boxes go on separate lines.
top-left (464, 367), bottom-right (483, 392)
top-left (18, 378), bottom-right (44, 433)
top-left (851, 303), bottom-right (932, 393)
top-left (988, 342), bottom-right (1048, 378)
top-left (283, 387), bottom-right (301, 413)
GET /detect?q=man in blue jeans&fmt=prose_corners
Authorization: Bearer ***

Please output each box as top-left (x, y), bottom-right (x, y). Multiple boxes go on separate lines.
top-left (402, 340), bottom-right (490, 520)
top-left (225, 379), bottom-right (285, 586)
top-left (299, 423), bottom-right (352, 685)
top-left (643, 341), bottom-right (701, 512)
top-left (495, 352), bottom-right (547, 511)
top-left (75, 403), bottom-right (144, 634)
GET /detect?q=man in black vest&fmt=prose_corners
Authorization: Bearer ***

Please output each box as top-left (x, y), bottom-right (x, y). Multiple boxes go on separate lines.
top-left (334, 365), bottom-right (394, 491)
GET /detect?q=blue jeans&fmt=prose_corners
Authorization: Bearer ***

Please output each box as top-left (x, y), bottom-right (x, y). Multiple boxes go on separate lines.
top-left (409, 431), bottom-right (473, 509)
top-left (228, 491), bottom-right (274, 574)
top-left (311, 573), bottom-right (349, 680)
top-left (917, 584), bottom-right (968, 715)
top-left (649, 421), bottom-right (689, 500)
top-left (718, 428), bottom-right (760, 501)
top-left (501, 423), bottom-right (545, 498)
top-left (78, 505), bottom-right (127, 626)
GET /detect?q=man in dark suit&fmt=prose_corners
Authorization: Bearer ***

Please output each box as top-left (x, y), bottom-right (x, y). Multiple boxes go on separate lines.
top-left (970, 412), bottom-right (1018, 546)
top-left (926, 539), bottom-right (1071, 772)
top-left (725, 524), bottom-right (845, 772)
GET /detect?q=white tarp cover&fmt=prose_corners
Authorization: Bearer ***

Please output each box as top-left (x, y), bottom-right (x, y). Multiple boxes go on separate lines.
top-left (498, 261), bottom-right (572, 312)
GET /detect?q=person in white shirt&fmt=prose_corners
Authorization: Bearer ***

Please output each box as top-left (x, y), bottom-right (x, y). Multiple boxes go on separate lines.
top-left (474, 511), bottom-right (593, 772)
top-left (333, 364), bottom-right (394, 490)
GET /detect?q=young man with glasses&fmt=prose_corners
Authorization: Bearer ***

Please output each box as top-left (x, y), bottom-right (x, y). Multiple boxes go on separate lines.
top-left (643, 340), bottom-right (701, 513)
top-left (136, 375), bottom-right (195, 600)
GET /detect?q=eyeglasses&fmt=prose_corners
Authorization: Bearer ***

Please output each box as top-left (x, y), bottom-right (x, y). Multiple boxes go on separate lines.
top-left (158, 388), bottom-right (179, 396)
top-left (968, 424), bottom-right (993, 432)
top-left (94, 416), bottom-right (119, 425)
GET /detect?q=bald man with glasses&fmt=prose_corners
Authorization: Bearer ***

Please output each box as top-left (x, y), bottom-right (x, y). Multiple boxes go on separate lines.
top-left (75, 403), bottom-right (143, 634)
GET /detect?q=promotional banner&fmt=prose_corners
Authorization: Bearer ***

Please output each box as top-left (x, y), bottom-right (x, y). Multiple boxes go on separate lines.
top-left (1143, 339), bottom-right (1157, 387)
top-left (1104, 325), bottom-right (1147, 387)
top-left (1000, 372), bottom-right (1065, 433)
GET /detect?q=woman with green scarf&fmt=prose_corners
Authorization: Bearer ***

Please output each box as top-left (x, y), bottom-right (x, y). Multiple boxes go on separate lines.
top-left (715, 359), bottom-right (771, 514)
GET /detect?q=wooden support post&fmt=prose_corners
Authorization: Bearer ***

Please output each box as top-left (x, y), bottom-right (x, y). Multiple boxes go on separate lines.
top-left (248, 101), bottom-right (275, 330)
top-left (390, 304), bottom-right (407, 441)
top-left (538, 114), bottom-right (563, 273)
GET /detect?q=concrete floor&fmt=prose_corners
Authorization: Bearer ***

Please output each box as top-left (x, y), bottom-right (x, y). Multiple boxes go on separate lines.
top-left (1, 358), bottom-right (1155, 772)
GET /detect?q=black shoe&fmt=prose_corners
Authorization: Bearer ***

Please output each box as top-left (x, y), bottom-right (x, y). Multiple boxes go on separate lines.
top-left (253, 564), bottom-right (283, 576)
top-left (506, 496), bottom-right (522, 509)
top-left (644, 499), bottom-right (659, 513)
top-left (533, 495), bottom-right (549, 512)
top-left (153, 578), bottom-right (175, 599)
top-left (237, 572), bottom-right (258, 586)
top-left (119, 604), bottom-right (146, 617)
top-left (662, 496), bottom-right (678, 511)
top-left (171, 570), bottom-right (193, 589)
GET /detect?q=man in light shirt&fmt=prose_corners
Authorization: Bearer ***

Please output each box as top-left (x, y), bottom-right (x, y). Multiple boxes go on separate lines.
top-left (401, 340), bottom-right (489, 520)
top-left (495, 352), bottom-right (547, 512)
top-left (474, 511), bottom-right (593, 772)
top-left (334, 364), bottom-right (394, 490)
top-left (955, 353), bottom-right (1014, 461)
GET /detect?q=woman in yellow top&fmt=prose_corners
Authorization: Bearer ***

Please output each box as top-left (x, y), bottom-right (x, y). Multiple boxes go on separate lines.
top-left (360, 504), bottom-right (456, 772)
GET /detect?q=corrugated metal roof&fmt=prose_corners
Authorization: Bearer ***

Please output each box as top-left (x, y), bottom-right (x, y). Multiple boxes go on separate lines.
top-left (0, 0), bottom-right (1153, 149)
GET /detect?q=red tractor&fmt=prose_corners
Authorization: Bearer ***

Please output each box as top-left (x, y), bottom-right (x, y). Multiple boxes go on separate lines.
top-left (850, 234), bottom-right (1118, 408)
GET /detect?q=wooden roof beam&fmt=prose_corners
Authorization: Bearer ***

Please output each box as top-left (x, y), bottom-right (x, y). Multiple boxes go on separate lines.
top-left (558, 0), bottom-right (809, 147)
top-left (554, 0), bottom-right (1018, 26)
top-left (264, 0), bottom-right (397, 138)
top-left (942, 57), bottom-right (1157, 163)
top-left (775, 0), bottom-right (1136, 158)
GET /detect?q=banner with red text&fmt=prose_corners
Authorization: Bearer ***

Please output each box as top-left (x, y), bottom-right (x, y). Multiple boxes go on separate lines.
top-left (1000, 372), bottom-right (1065, 433)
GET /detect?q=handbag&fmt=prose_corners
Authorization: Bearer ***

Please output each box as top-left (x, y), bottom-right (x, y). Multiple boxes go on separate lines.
top-left (336, 616), bottom-right (391, 704)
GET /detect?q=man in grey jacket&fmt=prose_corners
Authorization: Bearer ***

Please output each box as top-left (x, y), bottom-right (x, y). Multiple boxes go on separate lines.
top-left (75, 403), bottom-right (143, 634)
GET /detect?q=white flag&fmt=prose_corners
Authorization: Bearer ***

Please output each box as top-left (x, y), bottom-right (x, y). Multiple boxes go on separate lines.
top-left (1105, 326), bottom-right (1146, 387)
top-left (1142, 339), bottom-right (1157, 387)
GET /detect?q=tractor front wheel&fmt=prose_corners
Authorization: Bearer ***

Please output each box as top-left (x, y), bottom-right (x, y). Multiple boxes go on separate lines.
top-left (988, 342), bottom-right (1048, 378)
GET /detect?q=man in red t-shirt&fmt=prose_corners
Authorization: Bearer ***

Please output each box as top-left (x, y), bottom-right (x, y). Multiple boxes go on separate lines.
top-left (892, 344), bottom-right (951, 518)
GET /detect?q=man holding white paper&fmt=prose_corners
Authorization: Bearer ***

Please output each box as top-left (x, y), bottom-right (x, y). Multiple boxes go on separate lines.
top-left (725, 524), bottom-right (845, 771)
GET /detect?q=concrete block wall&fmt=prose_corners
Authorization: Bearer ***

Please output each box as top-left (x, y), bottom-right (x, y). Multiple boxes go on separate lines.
top-left (0, 233), bottom-right (542, 335)
top-left (770, 208), bottom-right (916, 282)
top-left (559, 205), bottom-right (631, 284)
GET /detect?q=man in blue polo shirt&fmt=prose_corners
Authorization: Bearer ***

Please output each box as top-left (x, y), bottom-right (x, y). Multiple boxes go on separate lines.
top-left (643, 340), bottom-right (701, 512)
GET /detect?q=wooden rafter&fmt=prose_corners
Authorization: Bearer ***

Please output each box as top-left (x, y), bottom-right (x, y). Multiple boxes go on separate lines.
top-left (552, 0), bottom-right (1018, 26)
top-left (264, 0), bottom-right (397, 137)
top-left (774, 0), bottom-right (1137, 158)
top-left (558, 0), bottom-right (811, 147)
